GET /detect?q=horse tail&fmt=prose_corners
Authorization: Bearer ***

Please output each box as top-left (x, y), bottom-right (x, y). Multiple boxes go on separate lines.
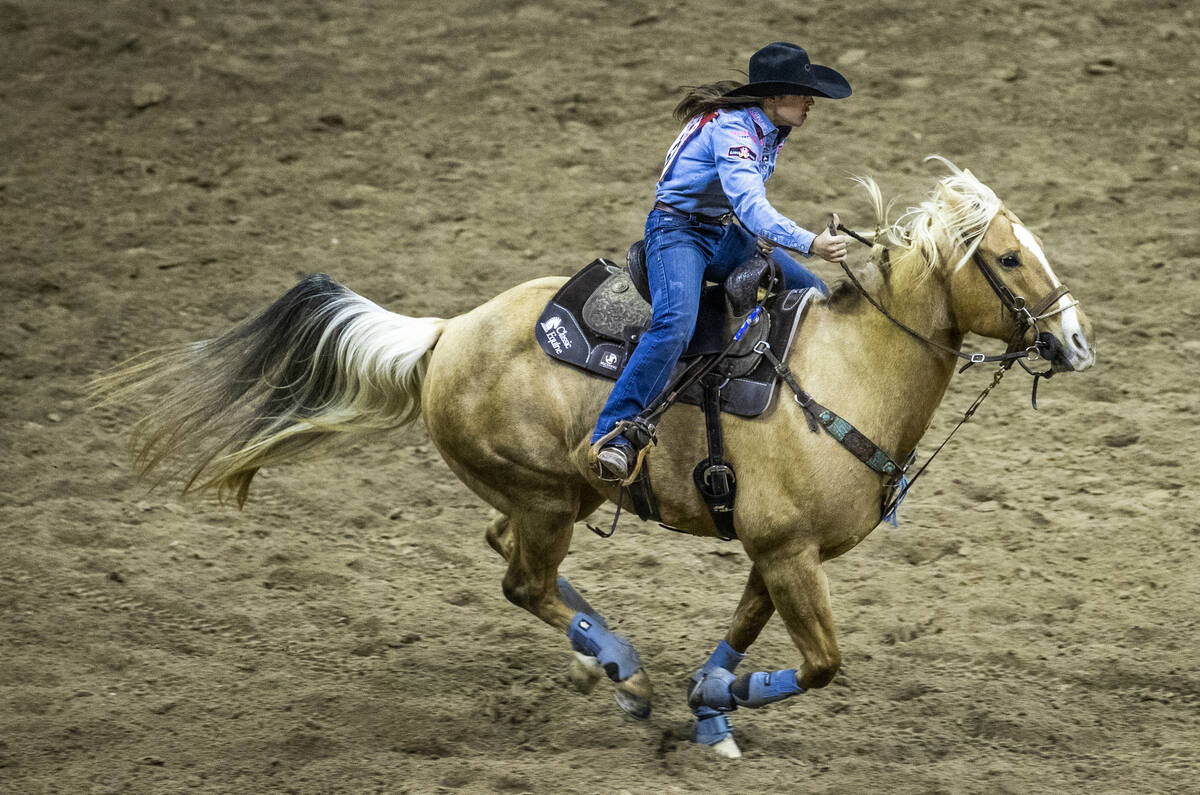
top-left (91, 273), bottom-right (447, 507)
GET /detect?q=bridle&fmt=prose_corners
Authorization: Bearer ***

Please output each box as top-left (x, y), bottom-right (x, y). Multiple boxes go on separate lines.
top-left (836, 213), bottom-right (1077, 379)
top-left (835, 211), bottom-right (1081, 522)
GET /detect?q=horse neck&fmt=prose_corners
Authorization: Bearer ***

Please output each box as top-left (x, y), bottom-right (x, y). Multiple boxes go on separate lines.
top-left (801, 248), bottom-right (964, 457)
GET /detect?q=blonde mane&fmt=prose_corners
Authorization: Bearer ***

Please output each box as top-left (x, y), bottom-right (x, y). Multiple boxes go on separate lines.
top-left (853, 156), bottom-right (1004, 279)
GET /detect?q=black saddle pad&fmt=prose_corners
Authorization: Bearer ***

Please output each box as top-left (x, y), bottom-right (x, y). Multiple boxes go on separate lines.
top-left (536, 258), bottom-right (815, 417)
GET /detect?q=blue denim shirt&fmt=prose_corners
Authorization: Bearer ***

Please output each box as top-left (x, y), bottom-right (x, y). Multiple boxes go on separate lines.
top-left (655, 106), bottom-right (816, 254)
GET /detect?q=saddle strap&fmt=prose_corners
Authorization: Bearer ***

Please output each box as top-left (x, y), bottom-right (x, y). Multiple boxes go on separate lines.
top-left (692, 376), bottom-right (739, 541)
top-left (588, 467), bottom-right (660, 538)
top-left (756, 342), bottom-right (902, 477)
top-left (810, 406), bottom-right (901, 476)
top-left (627, 465), bottom-right (660, 523)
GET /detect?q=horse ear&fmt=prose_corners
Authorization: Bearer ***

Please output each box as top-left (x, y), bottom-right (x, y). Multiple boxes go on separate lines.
top-left (938, 183), bottom-right (987, 217)
top-left (936, 182), bottom-right (965, 209)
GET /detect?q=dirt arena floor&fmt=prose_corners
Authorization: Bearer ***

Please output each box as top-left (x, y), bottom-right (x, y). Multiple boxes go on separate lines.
top-left (2, 1), bottom-right (1198, 792)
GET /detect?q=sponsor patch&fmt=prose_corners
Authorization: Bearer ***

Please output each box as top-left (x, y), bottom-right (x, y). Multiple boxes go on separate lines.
top-left (540, 316), bottom-right (573, 355)
top-left (727, 145), bottom-right (757, 161)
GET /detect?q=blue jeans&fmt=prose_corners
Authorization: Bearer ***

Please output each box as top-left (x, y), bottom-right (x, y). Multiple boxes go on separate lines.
top-left (591, 209), bottom-right (828, 443)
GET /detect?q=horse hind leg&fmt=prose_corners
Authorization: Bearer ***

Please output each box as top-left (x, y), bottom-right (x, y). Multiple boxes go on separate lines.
top-left (485, 511), bottom-right (514, 560)
top-left (557, 577), bottom-right (607, 695)
top-left (554, 574), bottom-right (656, 719)
top-left (497, 501), bottom-right (653, 719)
top-left (486, 510), bottom-right (605, 694)
top-left (490, 510), bottom-right (624, 698)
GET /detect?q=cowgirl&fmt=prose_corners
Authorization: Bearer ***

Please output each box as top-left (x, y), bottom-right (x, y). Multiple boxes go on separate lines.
top-left (592, 42), bottom-right (852, 481)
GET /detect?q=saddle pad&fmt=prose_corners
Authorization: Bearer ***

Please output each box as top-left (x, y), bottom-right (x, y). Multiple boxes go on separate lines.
top-left (536, 259), bottom-right (816, 417)
top-left (580, 266), bottom-right (730, 355)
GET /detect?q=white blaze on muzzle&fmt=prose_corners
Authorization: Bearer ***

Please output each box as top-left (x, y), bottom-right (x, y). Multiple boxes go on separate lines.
top-left (1012, 223), bottom-right (1093, 368)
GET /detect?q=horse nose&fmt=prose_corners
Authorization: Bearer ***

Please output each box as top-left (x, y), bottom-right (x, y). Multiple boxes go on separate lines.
top-left (1071, 331), bottom-right (1088, 356)
top-left (1064, 319), bottom-right (1096, 370)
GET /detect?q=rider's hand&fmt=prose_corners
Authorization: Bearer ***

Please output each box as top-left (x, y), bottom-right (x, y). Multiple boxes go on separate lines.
top-left (810, 222), bottom-right (848, 264)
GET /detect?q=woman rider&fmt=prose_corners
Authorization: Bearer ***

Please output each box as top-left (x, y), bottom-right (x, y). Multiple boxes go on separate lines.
top-left (591, 42), bottom-right (852, 481)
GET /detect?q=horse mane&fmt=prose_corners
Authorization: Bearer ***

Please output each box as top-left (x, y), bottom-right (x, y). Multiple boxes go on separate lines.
top-left (826, 156), bottom-right (1003, 310)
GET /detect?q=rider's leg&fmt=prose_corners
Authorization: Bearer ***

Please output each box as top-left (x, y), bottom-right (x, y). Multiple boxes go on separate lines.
top-left (709, 224), bottom-right (828, 295)
top-left (590, 214), bottom-right (716, 444)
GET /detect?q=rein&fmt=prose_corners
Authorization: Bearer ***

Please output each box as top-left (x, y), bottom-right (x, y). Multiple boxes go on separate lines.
top-left (831, 216), bottom-right (1076, 523)
top-left (879, 361), bottom-right (1008, 522)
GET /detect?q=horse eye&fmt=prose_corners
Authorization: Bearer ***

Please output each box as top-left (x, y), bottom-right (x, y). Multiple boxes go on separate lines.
top-left (998, 253), bottom-right (1021, 269)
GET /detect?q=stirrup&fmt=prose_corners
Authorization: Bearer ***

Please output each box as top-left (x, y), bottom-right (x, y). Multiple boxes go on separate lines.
top-left (588, 420), bottom-right (655, 487)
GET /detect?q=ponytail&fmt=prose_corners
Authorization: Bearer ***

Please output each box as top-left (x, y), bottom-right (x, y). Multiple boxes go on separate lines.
top-left (673, 81), bottom-right (761, 122)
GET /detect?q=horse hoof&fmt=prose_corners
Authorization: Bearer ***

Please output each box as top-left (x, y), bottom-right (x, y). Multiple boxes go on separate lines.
top-left (613, 668), bottom-right (653, 720)
top-left (568, 651), bottom-right (604, 694)
top-left (709, 736), bottom-right (742, 759)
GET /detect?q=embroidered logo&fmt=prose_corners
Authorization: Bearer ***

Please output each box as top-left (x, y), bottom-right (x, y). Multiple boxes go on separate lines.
top-left (540, 316), bottom-right (572, 355)
top-left (727, 145), bottom-right (757, 160)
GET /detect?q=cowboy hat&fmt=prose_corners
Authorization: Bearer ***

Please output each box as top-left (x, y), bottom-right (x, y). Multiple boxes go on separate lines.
top-left (724, 42), bottom-right (852, 100)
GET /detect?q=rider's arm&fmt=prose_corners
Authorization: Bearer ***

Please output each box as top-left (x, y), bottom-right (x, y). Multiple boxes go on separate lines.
top-left (711, 113), bottom-right (816, 255)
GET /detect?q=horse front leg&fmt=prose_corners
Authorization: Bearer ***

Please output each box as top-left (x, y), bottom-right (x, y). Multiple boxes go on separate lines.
top-left (689, 564), bottom-right (777, 758)
top-left (688, 547), bottom-right (839, 757)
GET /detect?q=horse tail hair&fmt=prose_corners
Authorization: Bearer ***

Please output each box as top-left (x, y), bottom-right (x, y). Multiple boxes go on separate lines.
top-left (91, 273), bottom-right (447, 507)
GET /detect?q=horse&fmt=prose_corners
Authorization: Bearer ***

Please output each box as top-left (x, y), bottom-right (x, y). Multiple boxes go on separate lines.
top-left (93, 158), bottom-right (1095, 758)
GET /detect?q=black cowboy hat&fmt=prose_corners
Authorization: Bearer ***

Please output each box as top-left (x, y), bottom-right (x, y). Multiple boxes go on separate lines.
top-left (724, 42), bottom-right (852, 100)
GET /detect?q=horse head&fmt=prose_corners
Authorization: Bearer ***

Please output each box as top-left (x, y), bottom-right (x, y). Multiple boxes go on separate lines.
top-left (914, 160), bottom-right (1096, 374)
top-left (948, 213), bottom-right (1095, 374)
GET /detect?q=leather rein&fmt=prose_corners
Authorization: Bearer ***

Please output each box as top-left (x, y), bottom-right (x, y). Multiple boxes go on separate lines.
top-left (831, 215), bottom-right (1080, 522)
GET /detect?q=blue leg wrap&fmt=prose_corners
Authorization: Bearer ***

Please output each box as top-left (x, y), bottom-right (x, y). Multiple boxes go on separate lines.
top-left (689, 666), bottom-right (737, 712)
top-left (567, 612), bottom-right (640, 682)
top-left (557, 577), bottom-right (607, 628)
top-left (731, 669), bottom-right (804, 708)
top-left (694, 712), bottom-right (735, 746)
top-left (690, 640), bottom-right (746, 745)
top-left (701, 639), bottom-right (745, 675)
top-left (690, 667), bottom-right (804, 712)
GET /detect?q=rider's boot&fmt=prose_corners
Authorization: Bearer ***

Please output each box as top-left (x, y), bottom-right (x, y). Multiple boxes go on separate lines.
top-left (589, 418), bottom-right (655, 485)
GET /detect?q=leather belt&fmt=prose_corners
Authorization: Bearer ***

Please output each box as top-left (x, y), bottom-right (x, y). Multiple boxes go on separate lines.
top-left (653, 200), bottom-right (730, 226)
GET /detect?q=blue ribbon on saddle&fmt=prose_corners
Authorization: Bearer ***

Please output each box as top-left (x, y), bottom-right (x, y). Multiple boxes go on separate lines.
top-left (732, 306), bottom-right (763, 342)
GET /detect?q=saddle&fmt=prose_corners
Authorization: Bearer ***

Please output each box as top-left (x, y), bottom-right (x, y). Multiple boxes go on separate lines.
top-left (535, 243), bottom-right (817, 540)
top-left (536, 245), bottom-right (815, 417)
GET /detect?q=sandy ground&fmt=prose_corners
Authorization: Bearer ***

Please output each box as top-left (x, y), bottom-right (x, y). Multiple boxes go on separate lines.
top-left (2, 1), bottom-right (1198, 792)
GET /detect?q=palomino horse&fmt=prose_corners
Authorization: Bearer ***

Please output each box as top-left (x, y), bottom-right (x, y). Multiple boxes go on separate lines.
top-left (96, 159), bottom-right (1094, 758)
